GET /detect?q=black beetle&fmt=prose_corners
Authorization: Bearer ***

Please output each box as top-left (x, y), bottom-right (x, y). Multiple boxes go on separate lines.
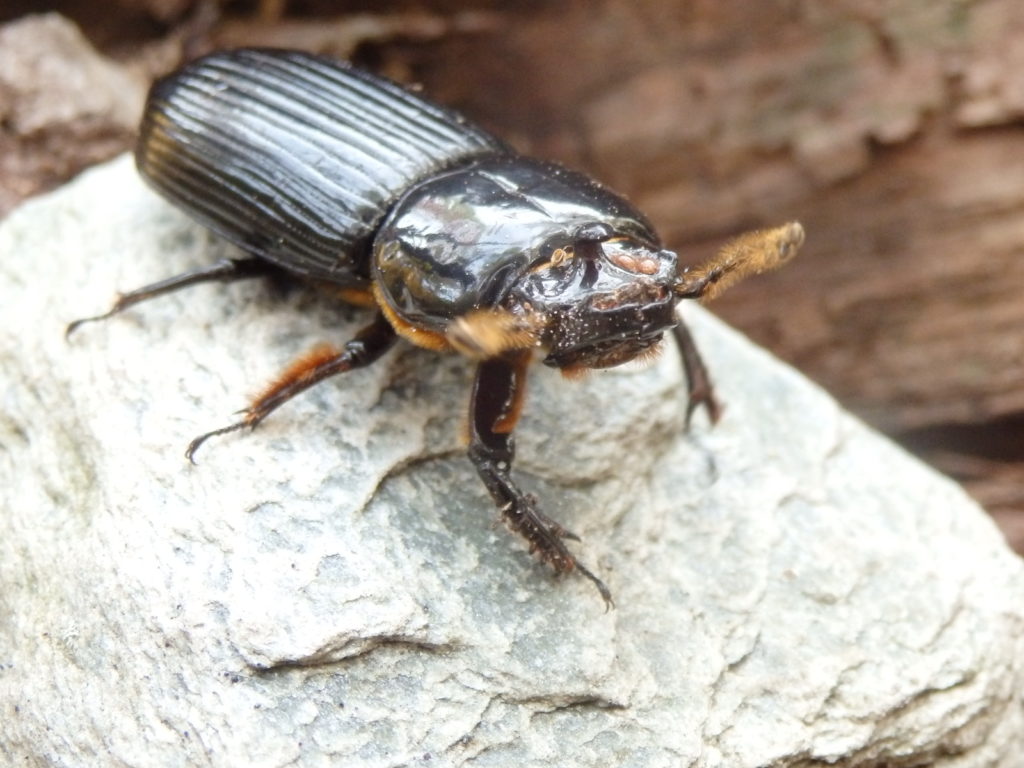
top-left (69, 49), bottom-right (803, 606)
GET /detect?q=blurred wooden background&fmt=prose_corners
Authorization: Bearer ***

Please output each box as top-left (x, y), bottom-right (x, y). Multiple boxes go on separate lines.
top-left (2, 0), bottom-right (1021, 551)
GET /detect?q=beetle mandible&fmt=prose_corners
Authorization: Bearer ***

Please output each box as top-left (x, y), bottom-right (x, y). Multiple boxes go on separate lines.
top-left (68, 49), bottom-right (804, 607)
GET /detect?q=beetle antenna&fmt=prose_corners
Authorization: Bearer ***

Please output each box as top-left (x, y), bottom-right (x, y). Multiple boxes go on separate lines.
top-left (675, 221), bottom-right (804, 301)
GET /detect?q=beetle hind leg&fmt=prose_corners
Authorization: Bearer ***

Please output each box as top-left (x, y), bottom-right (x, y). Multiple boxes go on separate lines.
top-left (186, 313), bottom-right (397, 462)
top-left (66, 257), bottom-right (275, 338)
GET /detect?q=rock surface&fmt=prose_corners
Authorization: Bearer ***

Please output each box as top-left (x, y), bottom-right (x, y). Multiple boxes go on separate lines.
top-left (1, 156), bottom-right (1022, 766)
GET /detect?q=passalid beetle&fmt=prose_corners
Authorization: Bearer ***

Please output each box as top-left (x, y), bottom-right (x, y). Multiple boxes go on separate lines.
top-left (68, 49), bottom-right (804, 607)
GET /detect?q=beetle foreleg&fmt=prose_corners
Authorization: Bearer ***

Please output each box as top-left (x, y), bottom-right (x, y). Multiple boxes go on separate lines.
top-left (468, 355), bottom-right (613, 608)
top-left (671, 321), bottom-right (722, 427)
top-left (445, 309), bottom-right (545, 360)
top-left (66, 257), bottom-right (275, 338)
top-left (185, 313), bottom-right (396, 462)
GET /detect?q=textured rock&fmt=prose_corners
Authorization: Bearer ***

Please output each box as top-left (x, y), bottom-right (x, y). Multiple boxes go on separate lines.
top-left (1, 156), bottom-right (1022, 766)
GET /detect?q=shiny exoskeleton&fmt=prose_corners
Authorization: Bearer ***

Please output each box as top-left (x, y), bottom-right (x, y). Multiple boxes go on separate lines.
top-left (69, 49), bottom-right (804, 607)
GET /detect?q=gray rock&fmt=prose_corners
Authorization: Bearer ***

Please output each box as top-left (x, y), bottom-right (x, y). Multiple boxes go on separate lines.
top-left (1, 155), bottom-right (1022, 767)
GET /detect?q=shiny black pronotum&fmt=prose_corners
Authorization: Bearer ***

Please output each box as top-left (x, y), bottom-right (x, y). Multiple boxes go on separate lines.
top-left (69, 49), bottom-right (804, 606)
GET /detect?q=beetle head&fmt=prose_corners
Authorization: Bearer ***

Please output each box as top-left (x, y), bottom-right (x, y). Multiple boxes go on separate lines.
top-left (444, 219), bottom-right (803, 367)
top-left (505, 222), bottom-right (680, 370)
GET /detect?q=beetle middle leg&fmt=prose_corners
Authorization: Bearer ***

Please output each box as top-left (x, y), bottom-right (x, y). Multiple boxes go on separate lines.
top-left (468, 354), bottom-right (613, 608)
top-left (186, 313), bottom-right (396, 461)
top-left (672, 321), bottom-right (722, 427)
top-left (66, 257), bottom-right (277, 337)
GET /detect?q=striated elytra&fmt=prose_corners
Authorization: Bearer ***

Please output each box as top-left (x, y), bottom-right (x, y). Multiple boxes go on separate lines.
top-left (69, 49), bottom-right (804, 606)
